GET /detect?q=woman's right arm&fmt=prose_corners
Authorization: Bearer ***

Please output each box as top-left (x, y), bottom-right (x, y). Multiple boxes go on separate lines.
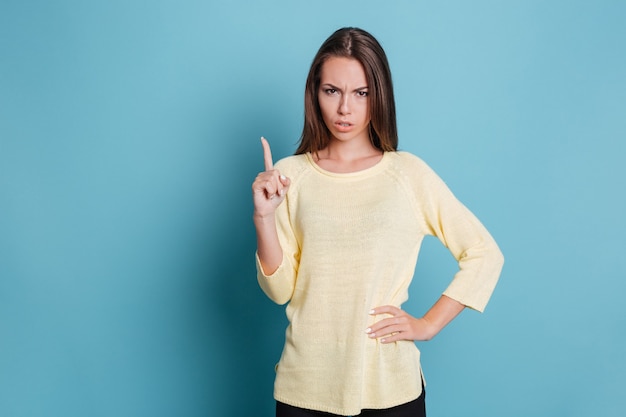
top-left (252, 137), bottom-right (291, 275)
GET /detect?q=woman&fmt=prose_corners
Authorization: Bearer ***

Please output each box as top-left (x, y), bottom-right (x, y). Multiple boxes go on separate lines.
top-left (252, 27), bottom-right (504, 417)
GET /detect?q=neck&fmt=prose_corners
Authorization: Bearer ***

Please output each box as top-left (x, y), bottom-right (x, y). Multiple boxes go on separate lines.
top-left (319, 138), bottom-right (380, 162)
top-left (313, 139), bottom-right (384, 173)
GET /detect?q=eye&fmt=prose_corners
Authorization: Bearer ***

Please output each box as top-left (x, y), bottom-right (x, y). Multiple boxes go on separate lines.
top-left (324, 88), bottom-right (338, 95)
top-left (356, 90), bottom-right (368, 97)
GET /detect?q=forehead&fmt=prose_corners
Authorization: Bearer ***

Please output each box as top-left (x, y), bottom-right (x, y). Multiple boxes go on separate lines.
top-left (319, 57), bottom-right (367, 85)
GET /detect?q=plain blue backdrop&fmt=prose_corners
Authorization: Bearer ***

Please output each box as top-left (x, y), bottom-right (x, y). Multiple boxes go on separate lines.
top-left (1, 1), bottom-right (624, 416)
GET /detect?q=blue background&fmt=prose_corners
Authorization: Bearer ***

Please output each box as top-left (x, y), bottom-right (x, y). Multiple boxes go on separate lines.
top-left (1, 1), bottom-right (624, 416)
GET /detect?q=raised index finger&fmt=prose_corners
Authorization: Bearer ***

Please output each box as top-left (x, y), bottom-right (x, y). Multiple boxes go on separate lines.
top-left (260, 137), bottom-right (273, 171)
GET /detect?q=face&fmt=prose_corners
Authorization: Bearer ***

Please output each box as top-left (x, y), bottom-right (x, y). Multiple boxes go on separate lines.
top-left (317, 57), bottom-right (371, 146)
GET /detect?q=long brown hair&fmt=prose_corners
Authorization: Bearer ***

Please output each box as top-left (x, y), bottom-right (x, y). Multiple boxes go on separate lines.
top-left (295, 27), bottom-right (398, 155)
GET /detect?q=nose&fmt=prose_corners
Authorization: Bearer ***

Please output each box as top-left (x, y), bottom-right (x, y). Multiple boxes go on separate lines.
top-left (338, 95), bottom-right (351, 115)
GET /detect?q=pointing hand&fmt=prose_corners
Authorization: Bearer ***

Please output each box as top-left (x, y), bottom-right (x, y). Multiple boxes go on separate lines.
top-left (252, 137), bottom-right (291, 218)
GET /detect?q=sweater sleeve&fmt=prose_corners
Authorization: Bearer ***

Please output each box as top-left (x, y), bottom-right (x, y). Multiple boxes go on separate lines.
top-left (406, 154), bottom-right (504, 312)
top-left (256, 162), bottom-right (301, 305)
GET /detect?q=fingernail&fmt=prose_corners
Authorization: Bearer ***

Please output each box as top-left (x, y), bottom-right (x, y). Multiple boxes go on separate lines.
top-left (365, 328), bottom-right (371, 334)
top-left (278, 189), bottom-right (283, 196)
top-left (369, 309), bottom-right (375, 315)
top-left (381, 338), bottom-right (386, 343)
top-left (280, 175), bottom-right (286, 181)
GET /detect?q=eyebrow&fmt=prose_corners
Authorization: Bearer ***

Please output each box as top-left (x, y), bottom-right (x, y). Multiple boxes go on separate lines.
top-left (320, 83), bottom-right (369, 92)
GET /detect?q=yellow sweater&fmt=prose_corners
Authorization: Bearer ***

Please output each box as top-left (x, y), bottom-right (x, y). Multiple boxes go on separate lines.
top-left (256, 151), bottom-right (504, 416)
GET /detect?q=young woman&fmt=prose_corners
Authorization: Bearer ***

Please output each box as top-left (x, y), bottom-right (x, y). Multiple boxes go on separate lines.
top-left (252, 27), bottom-right (504, 417)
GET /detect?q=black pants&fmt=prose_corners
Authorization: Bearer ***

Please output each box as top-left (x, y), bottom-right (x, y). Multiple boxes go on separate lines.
top-left (276, 388), bottom-right (426, 417)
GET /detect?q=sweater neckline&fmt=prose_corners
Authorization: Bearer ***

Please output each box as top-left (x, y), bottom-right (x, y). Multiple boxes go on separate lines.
top-left (304, 152), bottom-right (390, 179)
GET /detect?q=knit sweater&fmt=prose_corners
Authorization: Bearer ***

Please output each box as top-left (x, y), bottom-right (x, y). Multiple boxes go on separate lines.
top-left (256, 151), bottom-right (504, 416)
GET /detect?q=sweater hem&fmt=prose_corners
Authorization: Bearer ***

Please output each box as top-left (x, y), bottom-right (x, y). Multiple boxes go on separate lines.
top-left (274, 390), bottom-right (422, 416)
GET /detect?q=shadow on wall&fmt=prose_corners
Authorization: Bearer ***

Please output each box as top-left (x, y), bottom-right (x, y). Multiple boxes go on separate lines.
top-left (191, 98), bottom-right (294, 416)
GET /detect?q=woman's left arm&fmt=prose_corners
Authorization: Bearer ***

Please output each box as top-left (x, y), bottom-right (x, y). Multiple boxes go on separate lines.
top-left (366, 154), bottom-right (504, 343)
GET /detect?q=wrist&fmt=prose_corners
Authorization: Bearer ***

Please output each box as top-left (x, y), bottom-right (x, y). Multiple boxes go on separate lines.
top-left (417, 317), bottom-right (440, 341)
top-left (253, 211), bottom-right (275, 224)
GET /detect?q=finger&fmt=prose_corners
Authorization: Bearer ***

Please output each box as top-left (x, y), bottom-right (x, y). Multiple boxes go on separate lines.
top-left (252, 172), bottom-right (276, 195)
top-left (369, 305), bottom-right (401, 316)
top-left (263, 178), bottom-right (278, 199)
top-left (366, 316), bottom-right (404, 334)
top-left (367, 323), bottom-right (405, 340)
top-left (254, 172), bottom-right (286, 200)
top-left (380, 332), bottom-right (406, 344)
top-left (268, 173), bottom-right (287, 199)
top-left (261, 137), bottom-right (273, 171)
top-left (278, 174), bottom-right (290, 196)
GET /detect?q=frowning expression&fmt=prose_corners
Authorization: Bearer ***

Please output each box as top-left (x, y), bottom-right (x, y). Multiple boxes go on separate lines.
top-left (318, 57), bottom-right (371, 145)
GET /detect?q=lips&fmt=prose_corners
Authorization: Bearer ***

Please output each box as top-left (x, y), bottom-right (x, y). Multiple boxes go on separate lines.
top-left (334, 121), bottom-right (353, 132)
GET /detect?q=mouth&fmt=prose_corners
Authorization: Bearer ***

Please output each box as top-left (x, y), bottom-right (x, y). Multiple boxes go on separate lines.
top-left (336, 121), bottom-right (352, 126)
top-left (333, 121), bottom-right (353, 133)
